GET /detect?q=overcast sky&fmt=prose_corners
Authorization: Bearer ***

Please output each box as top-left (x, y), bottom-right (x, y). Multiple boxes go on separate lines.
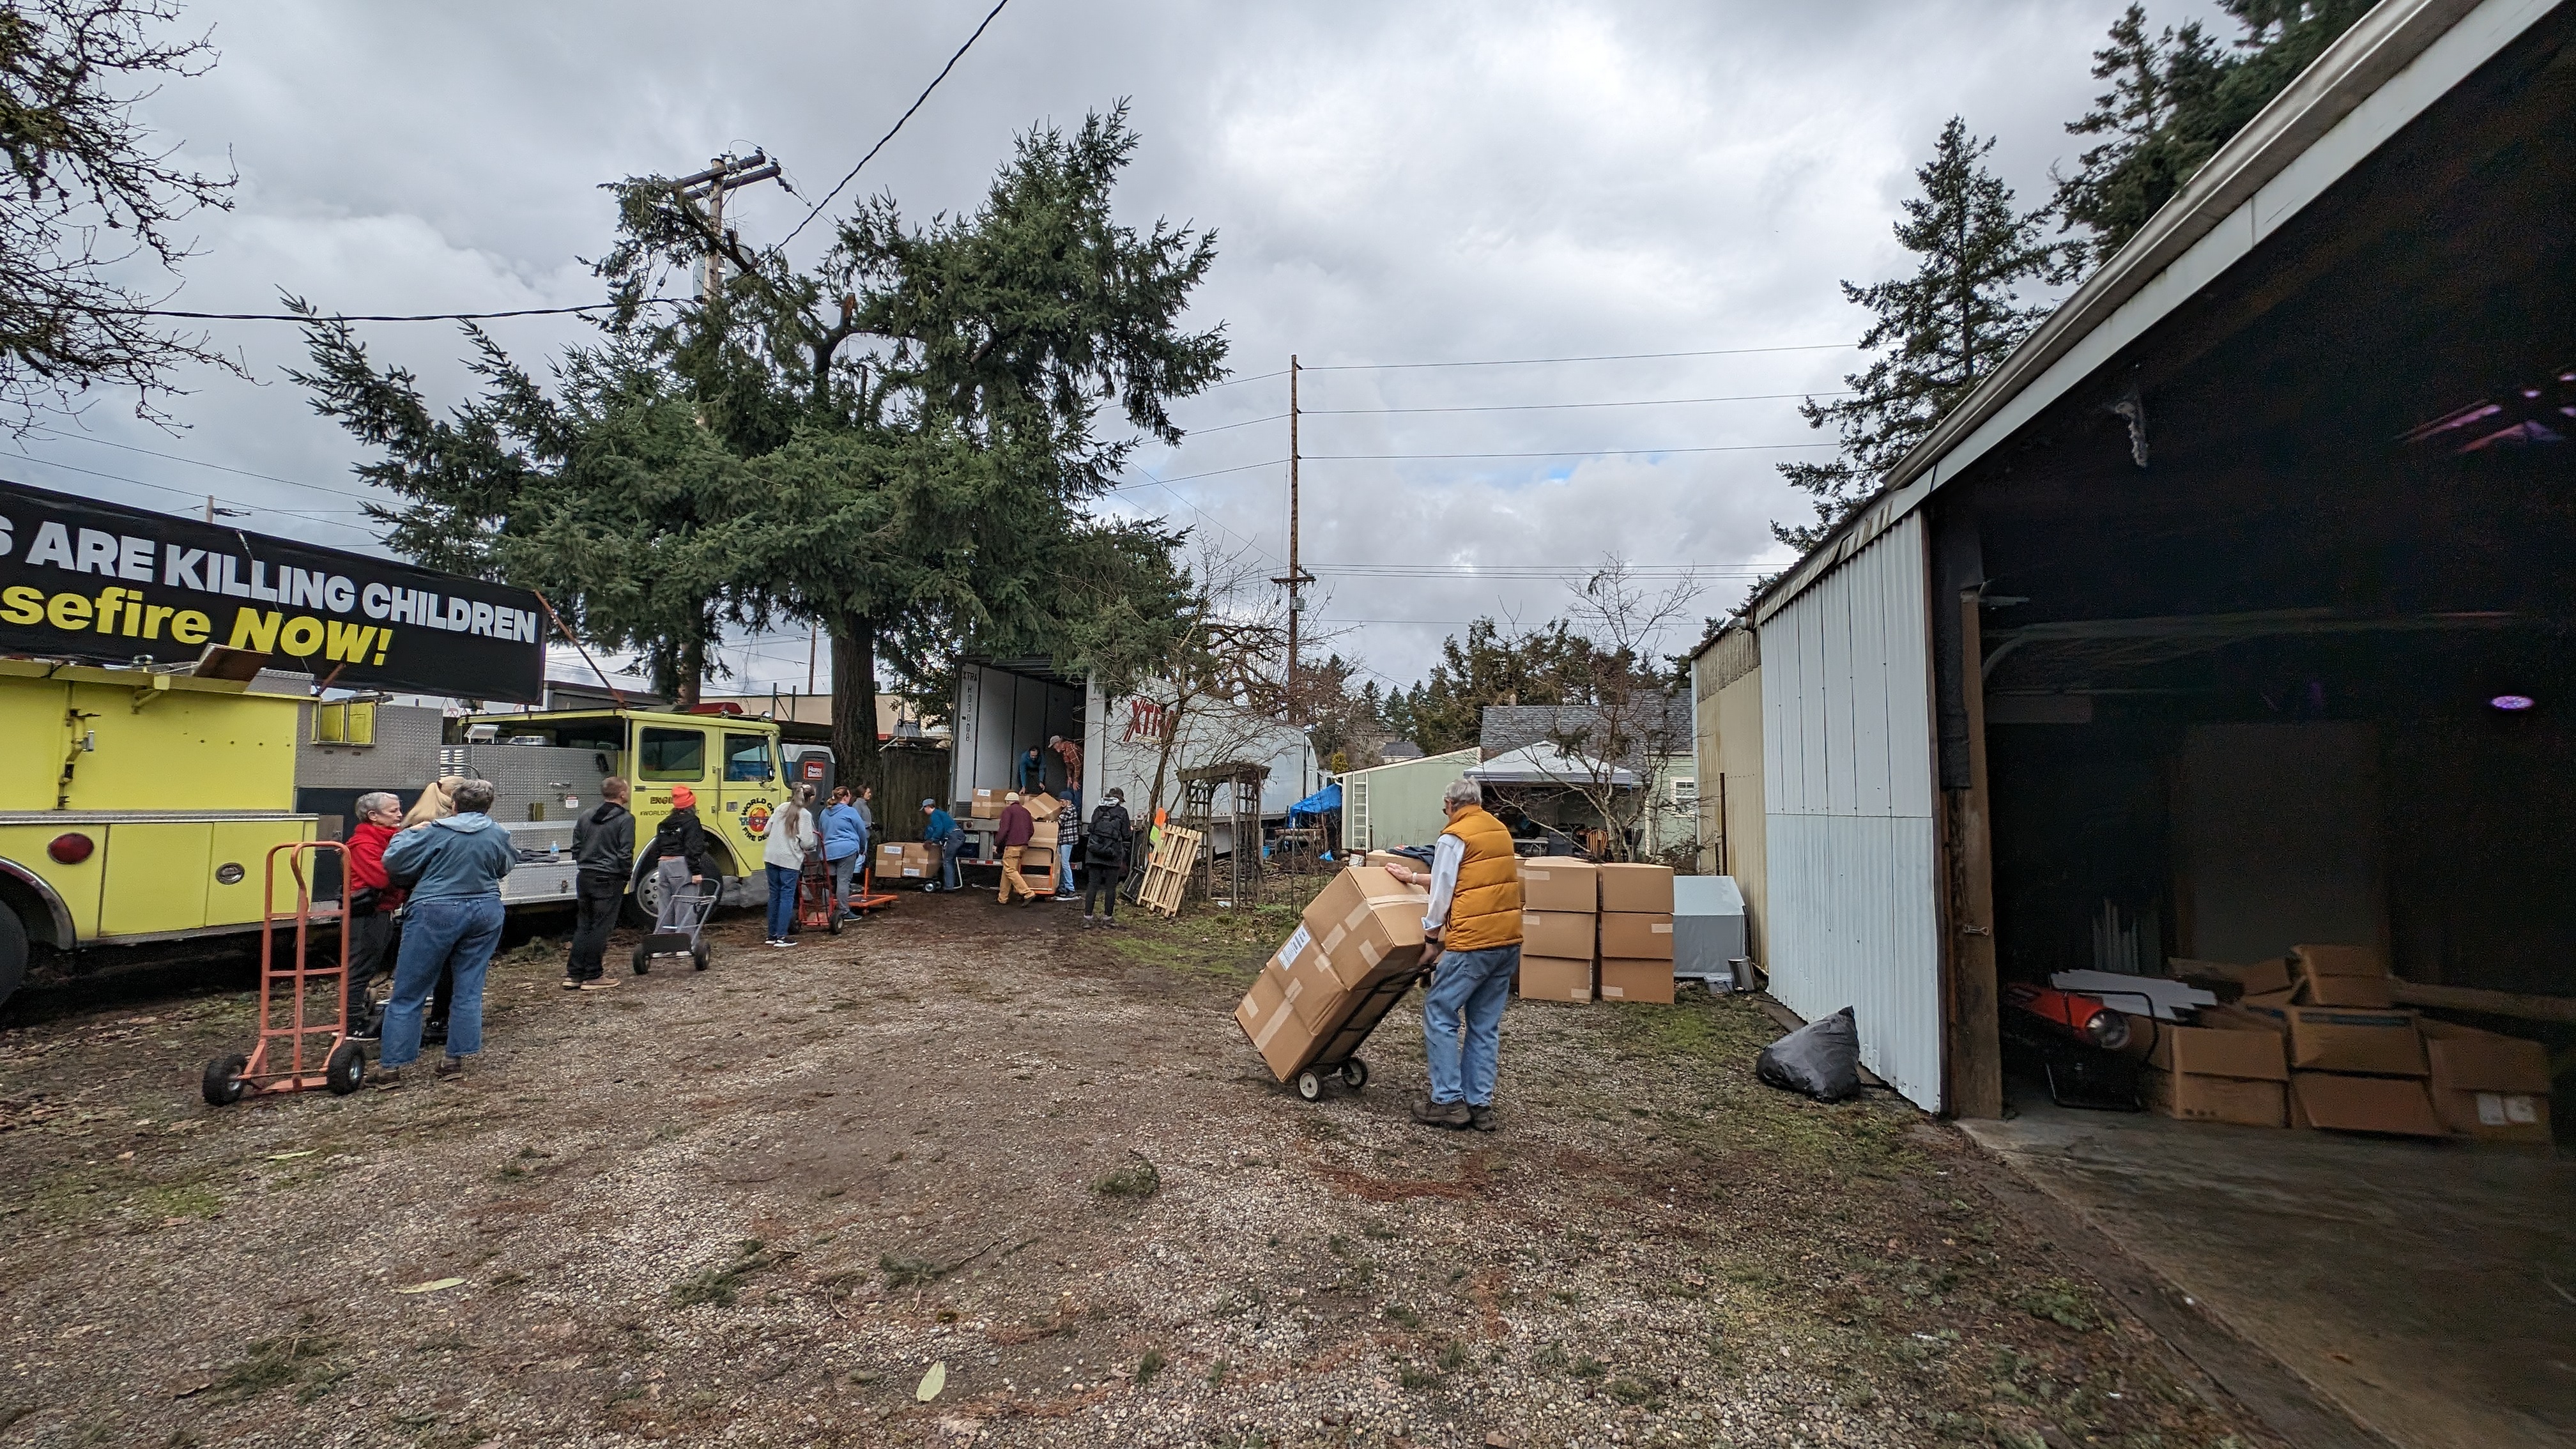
top-left (16, 0), bottom-right (2225, 699)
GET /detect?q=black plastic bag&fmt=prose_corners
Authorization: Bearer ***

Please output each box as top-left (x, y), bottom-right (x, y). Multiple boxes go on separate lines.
top-left (1756, 1006), bottom-right (1861, 1101)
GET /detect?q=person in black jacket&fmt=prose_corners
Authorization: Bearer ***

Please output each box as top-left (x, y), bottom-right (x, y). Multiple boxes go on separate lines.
top-left (638, 785), bottom-right (720, 926)
top-left (562, 776), bottom-right (634, 990)
top-left (1080, 788), bottom-right (1133, 928)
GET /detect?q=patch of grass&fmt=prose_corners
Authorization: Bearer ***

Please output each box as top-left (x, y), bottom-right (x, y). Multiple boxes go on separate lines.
top-left (1436, 1340), bottom-right (1469, 1372)
top-left (1205, 1358), bottom-right (1230, 1388)
top-left (1532, 1341), bottom-right (1570, 1374)
top-left (670, 1239), bottom-right (783, 1307)
top-left (1092, 1153), bottom-right (1162, 1200)
top-left (1381, 1302), bottom-right (1422, 1330)
top-left (1398, 1366), bottom-right (1441, 1390)
top-left (211, 1320), bottom-right (339, 1403)
top-left (1361, 1222), bottom-right (1400, 1240)
top-left (2014, 1278), bottom-right (2100, 1331)
top-left (138, 1181), bottom-right (222, 1220)
top-left (1570, 1354), bottom-right (1607, 1381)
top-left (879, 1253), bottom-right (945, 1289)
top-left (1606, 1375), bottom-right (1662, 1407)
top-left (1133, 1349), bottom-right (1165, 1387)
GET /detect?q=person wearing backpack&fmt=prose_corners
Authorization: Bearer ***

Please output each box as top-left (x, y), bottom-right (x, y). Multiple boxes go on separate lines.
top-left (1080, 788), bottom-right (1133, 927)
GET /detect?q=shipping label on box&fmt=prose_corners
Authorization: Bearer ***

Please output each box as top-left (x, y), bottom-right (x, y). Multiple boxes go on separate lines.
top-left (1598, 958), bottom-right (1676, 1004)
top-left (2149, 1023), bottom-right (2288, 1081)
top-left (1520, 910), bottom-right (1597, 960)
top-left (1516, 859), bottom-right (1599, 913)
top-left (1595, 863), bottom-right (1675, 914)
top-left (2289, 1072), bottom-right (2446, 1136)
top-left (1517, 954), bottom-right (1593, 1002)
top-left (2145, 1068), bottom-right (2287, 1126)
top-left (1598, 912), bottom-right (1675, 962)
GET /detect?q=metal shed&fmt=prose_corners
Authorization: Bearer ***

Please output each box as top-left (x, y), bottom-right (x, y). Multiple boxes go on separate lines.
top-left (1748, 0), bottom-right (2576, 1116)
top-left (1338, 747), bottom-right (1479, 852)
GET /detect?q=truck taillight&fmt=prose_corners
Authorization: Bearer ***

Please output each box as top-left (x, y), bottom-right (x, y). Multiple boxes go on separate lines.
top-left (47, 832), bottom-right (94, 864)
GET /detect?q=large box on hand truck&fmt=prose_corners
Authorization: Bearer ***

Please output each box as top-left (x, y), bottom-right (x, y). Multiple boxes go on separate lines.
top-left (1234, 867), bottom-right (1432, 1092)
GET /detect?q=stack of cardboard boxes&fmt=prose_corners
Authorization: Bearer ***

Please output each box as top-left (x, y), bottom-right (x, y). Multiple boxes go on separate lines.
top-left (1597, 864), bottom-right (1676, 1004)
top-left (1016, 792), bottom-right (1066, 891)
top-left (2147, 944), bottom-right (2553, 1144)
top-left (876, 839), bottom-right (940, 882)
top-left (1517, 858), bottom-right (1598, 1002)
top-left (1234, 866), bottom-right (1432, 1080)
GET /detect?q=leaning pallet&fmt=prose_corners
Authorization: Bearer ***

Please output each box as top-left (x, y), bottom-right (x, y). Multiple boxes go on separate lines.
top-left (1137, 826), bottom-right (1202, 918)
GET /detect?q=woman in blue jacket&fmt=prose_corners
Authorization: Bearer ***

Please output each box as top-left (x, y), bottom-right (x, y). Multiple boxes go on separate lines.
top-left (377, 777), bottom-right (514, 1083)
top-left (818, 786), bottom-right (869, 919)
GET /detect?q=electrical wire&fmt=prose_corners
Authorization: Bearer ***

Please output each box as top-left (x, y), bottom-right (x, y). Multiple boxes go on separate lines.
top-left (32, 428), bottom-right (388, 503)
top-left (765, 0), bottom-right (1014, 257)
top-left (1309, 443), bottom-right (1834, 461)
top-left (1301, 343), bottom-right (1855, 372)
top-left (107, 300), bottom-right (684, 323)
top-left (1303, 390), bottom-right (1849, 416)
top-left (1103, 458), bottom-right (1287, 493)
top-left (2, 454), bottom-right (383, 538)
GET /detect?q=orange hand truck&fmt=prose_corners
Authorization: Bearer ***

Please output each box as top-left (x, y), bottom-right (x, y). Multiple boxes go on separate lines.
top-left (202, 841), bottom-right (368, 1105)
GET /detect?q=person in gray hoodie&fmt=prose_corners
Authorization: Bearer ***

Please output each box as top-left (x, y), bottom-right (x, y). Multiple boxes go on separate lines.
top-left (377, 777), bottom-right (514, 1082)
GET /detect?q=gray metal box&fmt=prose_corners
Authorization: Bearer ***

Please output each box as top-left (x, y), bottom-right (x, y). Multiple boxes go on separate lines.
top-left (1674, 875), bottom-right (1748, 988)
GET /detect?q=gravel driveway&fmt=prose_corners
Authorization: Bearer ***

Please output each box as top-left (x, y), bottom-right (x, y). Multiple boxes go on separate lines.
top-left (0, 891), bottom-right (2277, 1448)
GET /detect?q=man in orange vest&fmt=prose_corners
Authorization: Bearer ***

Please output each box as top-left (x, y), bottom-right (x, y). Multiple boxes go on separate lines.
top-left (1393, 778), bottom-right (1522, 1131)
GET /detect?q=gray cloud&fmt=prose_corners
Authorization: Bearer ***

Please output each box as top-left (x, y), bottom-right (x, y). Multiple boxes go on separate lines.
top-left (10, 0), bottom-right (2198, 692)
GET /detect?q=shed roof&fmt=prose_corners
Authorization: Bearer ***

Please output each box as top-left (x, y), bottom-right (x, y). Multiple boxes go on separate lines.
top-left (1467, 743), bottom-right (1639, 788)
top-left (1752, 0), bottom-right (2553, 624)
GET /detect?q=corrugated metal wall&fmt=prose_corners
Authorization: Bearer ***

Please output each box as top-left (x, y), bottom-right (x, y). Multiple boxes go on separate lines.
top-left (1759, 512), bottom-right (1945, 1111)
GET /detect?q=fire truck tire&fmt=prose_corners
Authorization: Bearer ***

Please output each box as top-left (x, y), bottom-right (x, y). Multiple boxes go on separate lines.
top-left (325, 1043), bottom-right (365, 1096)
top-left (0, 907), bottom-right (24, 1010)
top-left (202, 1054), bottom-right (250, 1107)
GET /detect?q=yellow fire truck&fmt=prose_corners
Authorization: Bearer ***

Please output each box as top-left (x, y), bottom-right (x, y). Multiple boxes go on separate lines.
top-left (0, 660), bottom-right (792, 1008)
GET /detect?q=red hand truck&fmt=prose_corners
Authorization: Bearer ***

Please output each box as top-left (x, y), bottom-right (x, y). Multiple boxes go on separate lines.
top-left (201, 841), bottom-right (368, 1104)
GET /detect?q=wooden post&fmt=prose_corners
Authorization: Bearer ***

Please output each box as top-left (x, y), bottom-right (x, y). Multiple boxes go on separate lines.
top-left (1948, 586), bottom-right (2004, 1119)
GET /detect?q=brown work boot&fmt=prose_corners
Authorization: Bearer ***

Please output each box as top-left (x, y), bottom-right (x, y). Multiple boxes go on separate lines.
top-left (1469, 1104), bottom-right (1498, 1133)
top-left (1410, 1092), bottom-right (1471, 1129)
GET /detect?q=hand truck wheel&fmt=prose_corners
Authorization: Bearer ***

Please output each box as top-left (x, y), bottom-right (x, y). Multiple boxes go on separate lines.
top-left (691, 944), bottom-right (710, 972)
top-left (827, 913), bottom-right (842, 936)
top-left (202, 1053), bottom-right (250, 1107)
top-left (325, 1041), bottom-right (366, 1096)
top-left (632, 945), bottom-right (650, 976)
top-left (1294, 1070), bottom-right (1324, 1103)
top-left (1338, 1057), bottom-right (1370, 1090)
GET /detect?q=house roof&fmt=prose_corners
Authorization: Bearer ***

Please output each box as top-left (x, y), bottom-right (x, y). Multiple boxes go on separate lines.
top-left (1751, 0), bottom-right (2551, 624)
top-left (1480, 698), bottom-right (1691, 760)
top-left (1466, 743), bottom-right (1639, 788)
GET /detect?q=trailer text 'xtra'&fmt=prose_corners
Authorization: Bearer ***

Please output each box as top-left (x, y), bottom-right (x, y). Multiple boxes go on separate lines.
top-left (0, 479), bottom-right (546, 700)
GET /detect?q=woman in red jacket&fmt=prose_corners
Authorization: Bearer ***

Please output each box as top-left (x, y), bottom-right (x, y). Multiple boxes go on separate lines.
top-left (343, 792), bottom-right (407, 1038)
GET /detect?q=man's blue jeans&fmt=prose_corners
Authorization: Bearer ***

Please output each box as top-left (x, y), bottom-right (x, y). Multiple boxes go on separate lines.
top-left (380, 894), bottom-right (504, 1068)
top-left (1421, 944), bottom-right (1518, 1107)
top-left (765, 863), bottom-right (797, 939)
top-left (827, 850), bottom-right (861, 915)
top-left (935, 829), bottom-right (969, 889)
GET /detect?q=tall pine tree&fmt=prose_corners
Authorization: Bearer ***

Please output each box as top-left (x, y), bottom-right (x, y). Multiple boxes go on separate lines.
top-left (2053, 1), bottom-right (2372, 270)
top-left (1774, 119), bottom-right (2058, 551)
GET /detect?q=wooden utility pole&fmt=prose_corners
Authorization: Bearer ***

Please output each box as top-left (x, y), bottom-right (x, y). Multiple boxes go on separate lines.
top-left (671, 150), bottom-right (782, 307)
top-left (1269, 356), bottom-right (1314, 725)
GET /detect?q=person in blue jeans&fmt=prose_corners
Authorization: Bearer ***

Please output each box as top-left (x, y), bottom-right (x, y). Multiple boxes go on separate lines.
top-left (818, 786), bottom-right (868, 918)
top-left (1386, 779), bottom-right (1522, 1131)
top-left (762, 786), bottom-right (818, 946)
top-left (376, 777), bottom-right (515, 1084)
top-left (920, 799), bottom-right (970, 892)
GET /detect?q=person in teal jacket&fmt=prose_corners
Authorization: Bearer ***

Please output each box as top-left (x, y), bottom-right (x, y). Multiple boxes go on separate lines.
top-left (378, 778), bottom-right (514, 1083)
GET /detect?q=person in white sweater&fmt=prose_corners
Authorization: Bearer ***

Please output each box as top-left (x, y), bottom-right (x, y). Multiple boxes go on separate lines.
top-left (762, 786), bottom-right (820, 947)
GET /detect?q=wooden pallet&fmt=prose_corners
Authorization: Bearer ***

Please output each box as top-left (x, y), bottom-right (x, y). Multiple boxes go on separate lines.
top-left (1137, 826), bottom-right (1202, 918)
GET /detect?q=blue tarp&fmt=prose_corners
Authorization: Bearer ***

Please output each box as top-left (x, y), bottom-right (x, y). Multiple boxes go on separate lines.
top-left (1287, 782), bottom-right (1341, 820)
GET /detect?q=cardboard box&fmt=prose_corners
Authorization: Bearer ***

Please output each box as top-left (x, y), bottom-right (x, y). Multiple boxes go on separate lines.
top-left (1520, 910), bottom-right (1597, 960)
top-left (2280, 1006), bottom-right (2426, 1076)
top-left (1595, 862), bottom-right (1675, 914)
top-left (2148, 1020), bottom-right (2288, 1081)
top-left (2241, 986), bottom-right (2297, 1009)
top-left (1598, 912), bottom-right (1675, 961)
top-left (1298, 867), bottom-right (1432, 992)
top-left (2289, 1072), bottom-right (2447, 1137)
top-left (2299, 972), bottom-right (2395, 1008)
top-left (1517, 954), bottom-right (1593, 1002)
top-left (970, 786), bottom-right (1008, 818)
top-left (2291, 944), bottom-right (2385, 977)
top-left (1027, 821), bottom-right (1061, 849)
top-left (2144, 1068), bottom-right (2287, 1127)
top-left (1236, 965), bottom-right (1324, 1079)
top-left (1022, 792), bottom-right (1066, 822)
top-left (1363, 850), bottom-right (1423, 873)
top-left (1516, 859), bottom-right (1598, 913)
top-left (876, 840), bottom-right (941, 879)
top-left (1598, 958), bottom-right (1675, 1004)
top-left (2420, 1019), bottom-right (2554, 1144)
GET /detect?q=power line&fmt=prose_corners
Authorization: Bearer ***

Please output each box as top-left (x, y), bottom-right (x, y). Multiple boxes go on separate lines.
top-left (1197, 367), bottom-right (1292, 394)
top-left (108, 299), bottom-right (683, 324)
top-left (1303, 390), bottom-right (1850, 416)
top-left (1105, 458), bottom-right (1287, 493)
top-left (767, 0), bottom-right (1014, 257)
top-left (1310, 442), bottom-right (1834, 461)
top-left (1302, 343), bottom-right (1855, 372)
top-left (3, 454), bottom-right (382, 538)
top-left (1183, 411), bottom-right (1289, 435)
top-left (33, 428), bottom-right (387, 504)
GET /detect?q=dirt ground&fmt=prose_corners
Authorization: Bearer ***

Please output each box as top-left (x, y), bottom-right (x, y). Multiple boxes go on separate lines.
top-left (0, 887), bottom-right (2283, 1449)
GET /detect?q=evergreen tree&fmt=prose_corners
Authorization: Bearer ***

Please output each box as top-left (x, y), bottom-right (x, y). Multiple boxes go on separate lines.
top-left (2053, 1), bottom-right (2372, 270)
top-left (1381, 618), bottom-right (1598, 755)
top-left (1774, 119), bottom-right (2058, 551)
